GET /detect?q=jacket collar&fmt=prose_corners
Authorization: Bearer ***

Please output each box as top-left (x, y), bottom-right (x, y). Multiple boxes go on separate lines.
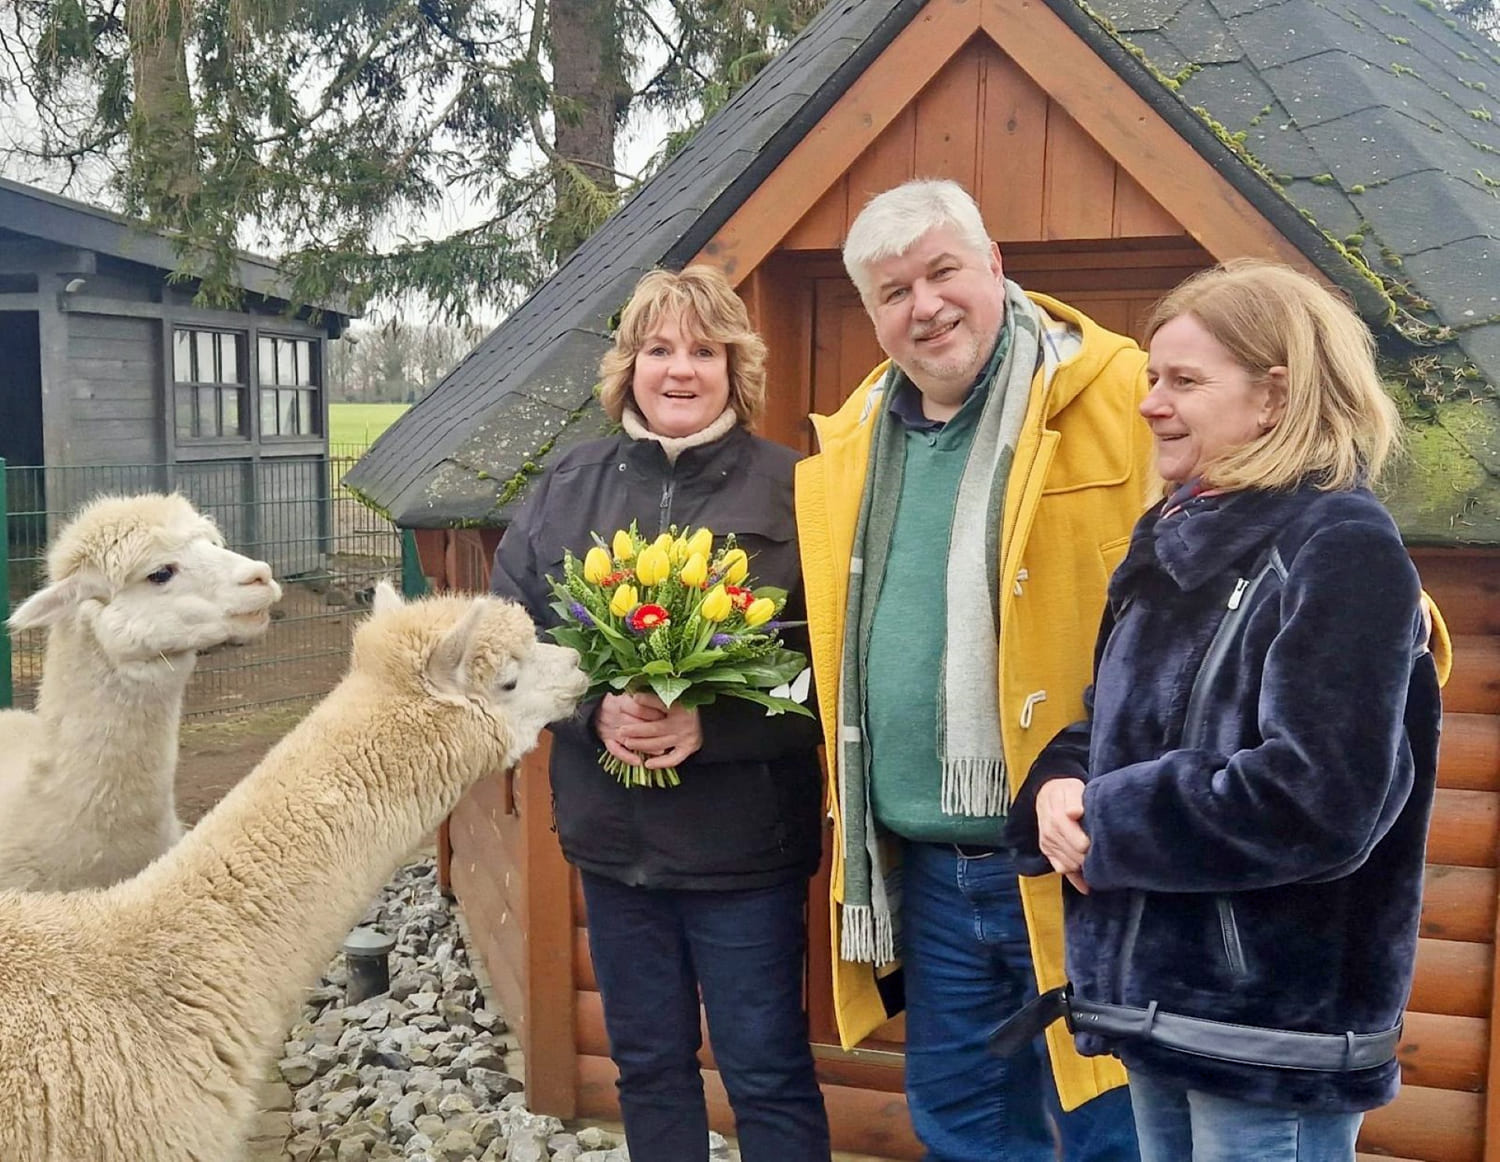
top-left (1114, 486), bottom-right (1310, 596)
top-left (619, 419), bottom-right (750, 478)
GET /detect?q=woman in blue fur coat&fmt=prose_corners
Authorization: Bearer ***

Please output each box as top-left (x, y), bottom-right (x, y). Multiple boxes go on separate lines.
top-left (1006, 260), bottom-right (1444, 1162)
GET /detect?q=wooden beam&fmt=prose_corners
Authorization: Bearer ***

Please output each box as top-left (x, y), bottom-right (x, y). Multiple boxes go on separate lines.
top-left (977, 0), bottom-right (1314, 271)
top-left (57, 292), bottom-right (323, 335)
top-left (517, 740), bottom-right (578, 1118)
top-left (1487, 850), bottom-right (1500, 1162)
top-left (694, 0), bottom-right (983, 281)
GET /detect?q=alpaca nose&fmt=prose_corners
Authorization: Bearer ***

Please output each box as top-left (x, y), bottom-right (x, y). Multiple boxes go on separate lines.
top-left (238, 559), bottom-right (274, 587)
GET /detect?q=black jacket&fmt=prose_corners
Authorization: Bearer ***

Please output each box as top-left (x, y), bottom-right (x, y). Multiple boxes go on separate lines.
top-left (1008, 483), bottom-right (1440, 1112)
top-left (490, 425), bottom-right (824, 890)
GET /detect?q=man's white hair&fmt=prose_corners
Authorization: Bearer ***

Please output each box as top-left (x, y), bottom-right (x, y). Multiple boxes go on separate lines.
top-left (842, 179), bottom-right (993, 303)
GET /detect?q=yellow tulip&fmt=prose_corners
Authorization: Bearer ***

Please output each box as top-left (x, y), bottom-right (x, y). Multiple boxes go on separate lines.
top-left (609, 584), bottom-right (638, 618)
top-left (652, 533), bottom-right (674, 554)
top-left (679, 552), bottom-right (708, 588)
top-left (669, 535), bottom-right (691, 564)
top-left (583, 546), bottom-right (612, 585)
top-left (744, 597), bottom-right (776, 627)
top-left (720, 548), bottom-right (749, 586)
top-left (635, 545), bottom-right (671, 586)
top-left (700, 585), bottom-right (732, 622)
top-left (611, 529), bottom-right (635, 562)
top-left (685, 527), bottom-right (714, 559)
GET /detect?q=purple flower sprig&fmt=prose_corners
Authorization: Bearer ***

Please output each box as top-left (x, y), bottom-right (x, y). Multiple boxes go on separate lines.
top-left (569, 602), bottom-right (595, 627)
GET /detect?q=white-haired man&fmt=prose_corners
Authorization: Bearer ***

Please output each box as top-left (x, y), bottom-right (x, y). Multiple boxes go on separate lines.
top-left (796, 179), bottom-right (1152, 1161)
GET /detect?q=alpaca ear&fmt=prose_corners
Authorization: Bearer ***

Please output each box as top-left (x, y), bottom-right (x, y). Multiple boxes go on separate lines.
top-left (372, 580), bottom-right (403, 615)
top-left (426, 599), bottom-right (491, 699)
top-left (9, 573), bottom-right (106, 630)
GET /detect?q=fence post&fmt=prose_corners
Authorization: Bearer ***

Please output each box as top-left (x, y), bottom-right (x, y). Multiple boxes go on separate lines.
top-left (400, 529), bottom-right (428, 599)
top-left (0, 458), bottom-right (11, 709)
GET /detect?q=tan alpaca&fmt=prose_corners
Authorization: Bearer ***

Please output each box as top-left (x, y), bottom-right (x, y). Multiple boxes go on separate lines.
top-left (0, 583), bottom-right (584, 1161)
top-left (0, 493), bottom-right (281, 890)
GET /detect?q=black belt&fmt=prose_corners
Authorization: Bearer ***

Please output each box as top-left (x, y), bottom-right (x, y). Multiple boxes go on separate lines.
top-left (989, 985), bottom-right (1400, 1073)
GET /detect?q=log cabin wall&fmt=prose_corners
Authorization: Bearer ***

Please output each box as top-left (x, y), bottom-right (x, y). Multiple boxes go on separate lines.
top-left (1369, 549), bottom-right (1500, 1162)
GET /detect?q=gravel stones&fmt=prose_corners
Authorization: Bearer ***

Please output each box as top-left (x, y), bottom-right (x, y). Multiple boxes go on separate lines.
top-left (276, 857), bottom-right (743, 1162)
top-left (275, 859), bottom-right (619, 1162)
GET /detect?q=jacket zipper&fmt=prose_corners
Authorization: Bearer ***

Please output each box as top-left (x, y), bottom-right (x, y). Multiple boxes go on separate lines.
top-left (658, 473), bottom-right (675, 533)
top-left (1118, 546), bottom-right (1286, 996)
top-left (1217, 897), bottom-right (1248, 978)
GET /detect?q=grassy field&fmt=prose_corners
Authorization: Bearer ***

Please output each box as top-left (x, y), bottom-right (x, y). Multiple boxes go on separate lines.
top-left (329, 402), bottom-right (410, 448)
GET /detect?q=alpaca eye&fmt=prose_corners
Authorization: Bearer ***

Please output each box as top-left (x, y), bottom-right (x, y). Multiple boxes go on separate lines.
top-left (499, 678), bottom-right (518, 692)
top-left (146, 565), bottom-right (178, 585)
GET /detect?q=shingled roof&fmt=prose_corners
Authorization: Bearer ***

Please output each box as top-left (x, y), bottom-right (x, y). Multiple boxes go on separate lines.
top-left (346, 0), bottom-right (1500, 534)
top-left (0, 176), bottom-right (351, 319)
top-left (1090, 0), bottom-right (1500, 538)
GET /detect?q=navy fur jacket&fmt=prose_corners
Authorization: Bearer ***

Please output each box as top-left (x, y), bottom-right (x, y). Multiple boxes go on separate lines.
top-left (1007, 482), bottom-right (1442, 1112)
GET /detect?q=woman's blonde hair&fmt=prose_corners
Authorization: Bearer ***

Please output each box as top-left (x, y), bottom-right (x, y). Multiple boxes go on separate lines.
top-left (1145, 259), bottom-right (1401, 491)
top-left (597, 265), bottom-right (768, 429)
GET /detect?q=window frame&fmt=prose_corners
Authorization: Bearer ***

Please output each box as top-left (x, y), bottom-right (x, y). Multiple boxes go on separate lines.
top-left (255, 332), bottom-right (323, 442)
top-left (171, 326), bottom-right (250, 442)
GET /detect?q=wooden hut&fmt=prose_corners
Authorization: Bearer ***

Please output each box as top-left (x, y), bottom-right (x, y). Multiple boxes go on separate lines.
top-left (345, 0), bottom-right (1500, 1156)
top-left (0, 177), bottom-right (352, 573)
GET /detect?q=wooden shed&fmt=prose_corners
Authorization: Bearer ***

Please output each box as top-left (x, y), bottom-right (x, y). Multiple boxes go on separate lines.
top-left (0, 177), bottom-right (351, 573)
top-left (346, 0), bottom-right (1500, 1157)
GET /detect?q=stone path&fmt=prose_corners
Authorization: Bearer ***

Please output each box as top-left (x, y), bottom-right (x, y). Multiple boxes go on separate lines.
top-left (248, 856), bottom-right (901, 1162)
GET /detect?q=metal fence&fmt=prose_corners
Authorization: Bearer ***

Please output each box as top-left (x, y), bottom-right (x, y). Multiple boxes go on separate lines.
top-left (1, 444), bottom-right (404, 717)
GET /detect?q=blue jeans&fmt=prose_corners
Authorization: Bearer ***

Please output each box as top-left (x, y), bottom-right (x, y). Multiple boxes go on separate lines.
top-left (579, 872), bottom-right (830, 1162)
top-left (902, 841), bottom-right (1140, 1162)
top-left (1128, 1069), bottom-right (1362, 1162)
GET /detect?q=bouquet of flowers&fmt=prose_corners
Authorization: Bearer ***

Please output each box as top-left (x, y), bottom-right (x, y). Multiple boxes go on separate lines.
top-left (546, 523), bottom-right (813, 788)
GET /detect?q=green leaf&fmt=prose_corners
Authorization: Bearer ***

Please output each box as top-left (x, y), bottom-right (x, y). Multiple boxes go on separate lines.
top-left (677, 648), bottom-right (727, 673)
top-left (677, 666), bottom-right (748, 685)
top-left (725, 689), bottom-right (816, 718)
top-left (648, 675), bottom-right (692, 706)
top-left (641, 659), bottom-right (676, 676)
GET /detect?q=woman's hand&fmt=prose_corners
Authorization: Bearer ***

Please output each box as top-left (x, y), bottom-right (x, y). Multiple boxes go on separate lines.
top-left (596, 692), bottom-right (704, 769)
top-left (596, 693), bottom-right (666, 768)
top-left (1036, 777), bottom-right (1092, 895)
top-left (623, 692), bottom-right (704, 769)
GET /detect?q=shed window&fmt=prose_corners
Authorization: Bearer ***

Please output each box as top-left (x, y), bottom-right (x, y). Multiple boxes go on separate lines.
top-left (173, 328), bottom-right (247, 439)
top-left (257, 335), bottom-right (319, 437)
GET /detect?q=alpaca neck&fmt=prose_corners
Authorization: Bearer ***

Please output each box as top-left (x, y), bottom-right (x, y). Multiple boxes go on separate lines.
top-left (33, 618), bottom-right (193, 807)
top-left (131, 678), bottom-right (503, 1057)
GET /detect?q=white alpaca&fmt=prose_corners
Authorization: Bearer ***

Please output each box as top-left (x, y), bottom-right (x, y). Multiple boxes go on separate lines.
top-left (0, 493), bottom-right (281, 891)
top-left (0, 584), bottom-right (585, 1162)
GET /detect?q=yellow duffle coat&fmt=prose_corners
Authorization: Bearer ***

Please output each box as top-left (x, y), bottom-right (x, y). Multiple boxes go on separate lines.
top-left (794, 292), bottom-right (1156, 1112)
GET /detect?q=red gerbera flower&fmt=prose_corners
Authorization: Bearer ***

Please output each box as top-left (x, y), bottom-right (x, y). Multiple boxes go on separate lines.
top-left (627, 604), bottom-right (670, 632)
top-left (725, 585), bottom-right (754, 611)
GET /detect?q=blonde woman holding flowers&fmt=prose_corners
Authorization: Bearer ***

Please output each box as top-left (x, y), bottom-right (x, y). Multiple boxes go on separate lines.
top-left (490, 265), bottom-right (829, 1161)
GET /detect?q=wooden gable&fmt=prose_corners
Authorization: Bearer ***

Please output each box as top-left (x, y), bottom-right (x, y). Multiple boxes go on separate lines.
top-left (696, 0), bottom-right (1314, 281)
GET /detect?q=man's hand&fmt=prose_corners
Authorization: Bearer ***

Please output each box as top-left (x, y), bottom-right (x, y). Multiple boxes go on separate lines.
top-left (1036, 777), bottom-right (1092, 895)
top-left (597, 691), bottom-right (703, 769)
